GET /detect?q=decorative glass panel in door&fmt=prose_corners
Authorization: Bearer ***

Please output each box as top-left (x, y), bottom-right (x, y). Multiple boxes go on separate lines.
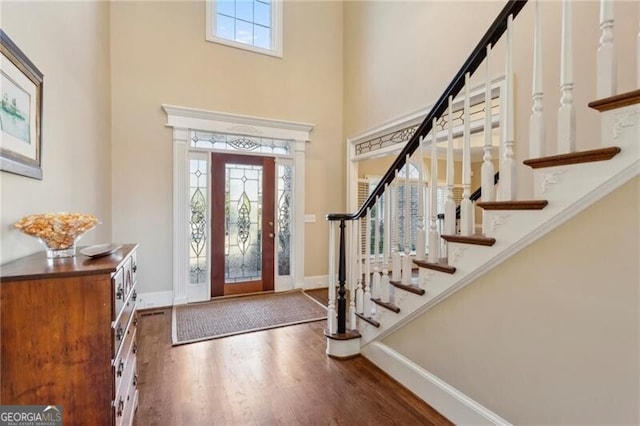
top-left (211, 153), bottom-right (275, 296)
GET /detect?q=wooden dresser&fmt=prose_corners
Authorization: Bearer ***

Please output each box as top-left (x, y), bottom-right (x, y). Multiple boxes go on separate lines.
top-left (0, 244), bottom-right (139, 426)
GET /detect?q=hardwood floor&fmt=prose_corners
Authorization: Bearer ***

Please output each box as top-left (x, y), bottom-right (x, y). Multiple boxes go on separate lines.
top-left (134, 307), bottom-right (451, 425)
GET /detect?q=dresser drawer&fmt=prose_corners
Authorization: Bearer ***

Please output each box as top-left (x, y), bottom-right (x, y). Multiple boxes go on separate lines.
top-left (123, 257), bottom-right (133, 298)
top-left (130, 250), bottom-right (138, 286)
top-left (113, 324), bottom-right (137, 397)
top-left (112, 268), bottom-right (125, 320)
top-left (113, 295), bottom-right (136, 357)
top-left (114, 358), bottom-right (137, 426)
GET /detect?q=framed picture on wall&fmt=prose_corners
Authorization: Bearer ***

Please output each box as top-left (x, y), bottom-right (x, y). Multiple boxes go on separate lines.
top-left (0, 30), bottom-right (43, 179)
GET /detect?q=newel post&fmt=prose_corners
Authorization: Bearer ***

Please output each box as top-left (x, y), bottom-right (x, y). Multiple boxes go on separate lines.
top-left (337, 219), bottom-right (347, 334)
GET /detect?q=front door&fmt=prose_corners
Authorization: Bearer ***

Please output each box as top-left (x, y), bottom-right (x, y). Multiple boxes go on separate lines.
top-left (211, 153), bottom-right (275, 297)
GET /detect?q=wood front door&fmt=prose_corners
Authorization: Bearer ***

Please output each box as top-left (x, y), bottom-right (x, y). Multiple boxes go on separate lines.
top-left (211, 153), bottom-right (275, 297)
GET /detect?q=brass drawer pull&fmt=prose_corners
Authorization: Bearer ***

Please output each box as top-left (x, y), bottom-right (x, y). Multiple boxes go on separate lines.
top-left (132, 290), bottom-right (138, 302)
top-left (132, 264), bottom-right (137, 273)
top-left (116, 360), bottom-right (124, 377)
top-left (133, 374), bottom-right (138, 386)
top-left (116, 326), bottom-right (124, 341)
top-left (132, 343), bottom-right (138, 354)
top-left (116, 285), bottom-right (124, 300)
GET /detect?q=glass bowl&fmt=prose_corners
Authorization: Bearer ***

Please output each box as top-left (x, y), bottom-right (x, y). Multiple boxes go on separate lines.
top-left (14, 213), bottom-right (99, 258)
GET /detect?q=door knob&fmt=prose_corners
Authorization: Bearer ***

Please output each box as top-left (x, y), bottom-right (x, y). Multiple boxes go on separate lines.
top-left (269, 233), bottom-right (274, 238)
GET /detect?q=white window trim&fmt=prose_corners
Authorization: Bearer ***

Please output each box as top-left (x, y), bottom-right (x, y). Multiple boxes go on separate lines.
top-left (162, 104), bottom-right (313, 305)
top-left (205, 0), bottom-right (284, 58)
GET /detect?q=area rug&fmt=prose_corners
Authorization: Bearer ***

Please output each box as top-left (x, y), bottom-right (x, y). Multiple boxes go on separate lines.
top-left (171, 291), bottom-right (327, 345)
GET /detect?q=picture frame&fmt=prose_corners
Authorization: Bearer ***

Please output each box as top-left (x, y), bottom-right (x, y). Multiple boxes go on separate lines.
top-left (0, 30), bottom-right (43, 179)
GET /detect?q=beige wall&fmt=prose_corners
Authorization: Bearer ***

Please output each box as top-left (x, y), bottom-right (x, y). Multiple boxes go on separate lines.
top-left (344, 1), bottom-right (639, 199)
top-left (383, 177), bottom-right (640, 423)
top-left (0, 2), bottom-right (112, 264)
top-left (110, 1), bottom-right (343, 293)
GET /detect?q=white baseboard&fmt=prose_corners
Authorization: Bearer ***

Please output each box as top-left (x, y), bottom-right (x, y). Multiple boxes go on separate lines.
top-left (140, 280), bottom-right (328, 308)
top-left (363, 342), bottom-right (511, 426)
top-left (137, 291), bottom-right (173, 309)
top-left (303, 275), bottom-right (329, 290)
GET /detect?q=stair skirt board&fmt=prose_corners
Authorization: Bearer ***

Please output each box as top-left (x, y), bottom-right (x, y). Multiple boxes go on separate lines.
top-left (362, 342), bottom-right (511, 425)
top-left (359, 105), bottom-right (639, 346)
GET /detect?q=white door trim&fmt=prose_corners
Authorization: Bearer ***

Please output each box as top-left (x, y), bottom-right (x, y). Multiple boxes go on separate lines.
top-left (162, 105), bottom-right (314, 305)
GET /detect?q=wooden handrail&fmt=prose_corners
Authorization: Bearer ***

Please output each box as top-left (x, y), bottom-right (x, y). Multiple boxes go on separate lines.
top-left (327, 0), bottom-right (528, 222)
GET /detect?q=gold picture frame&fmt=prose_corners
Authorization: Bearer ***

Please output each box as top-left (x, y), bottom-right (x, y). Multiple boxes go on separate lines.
top-left (0, 30), bottom-right (43, 179)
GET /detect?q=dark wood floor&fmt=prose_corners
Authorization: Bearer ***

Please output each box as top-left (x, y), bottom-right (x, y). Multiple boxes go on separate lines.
top-left (134, 307), bottom-right (451, 425)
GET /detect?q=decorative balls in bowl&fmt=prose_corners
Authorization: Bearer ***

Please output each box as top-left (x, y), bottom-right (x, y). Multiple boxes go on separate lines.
top-left (14, 213), bottom-right (99, 258)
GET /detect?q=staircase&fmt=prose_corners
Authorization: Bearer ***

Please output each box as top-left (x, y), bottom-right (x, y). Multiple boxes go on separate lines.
top-left (325, 0), bottom-right (639, 421)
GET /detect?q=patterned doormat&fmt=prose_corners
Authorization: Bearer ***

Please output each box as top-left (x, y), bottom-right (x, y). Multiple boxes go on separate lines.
top-left (171, 291), bottom-right (327, 345)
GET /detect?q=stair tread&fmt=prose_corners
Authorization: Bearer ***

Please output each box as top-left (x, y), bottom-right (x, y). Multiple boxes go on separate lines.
top-left (324, 329), bottom-right (361, 340)
top-left (388, 280), bottom-right (426, 295)
top-left (476, 200), bottom-right (548, 210)
top-left (371, 298), bottom-right (400, 313)
top-left (441, 234), bottom-right (496, 246)
top-left (523, 147), bottom-right (621, 169)
top-left (588, 89), bottom-right (640, 112)
top-left (355, 312), bottom-right (380, 328)
top-left (412, 259), bottom-right (456, 274)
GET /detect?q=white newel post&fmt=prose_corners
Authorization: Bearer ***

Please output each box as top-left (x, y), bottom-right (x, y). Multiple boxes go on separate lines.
top-left (597, 0), bottom-right (617, 98)
top-left (381, 185), bottom-right (391, 303)
top-left (444, 96), bottom-right (457, 236)
top-left (415, 137), bottom-right (426, 261)
top-left (558, 0), bottom-right (576, 154)
top-left (501, 14), bottom-right (517, 201)
top-left (530, 0), bottom-right (545, 159)
top-left (172, 128), bottom-right (189, 305)
top-left (327, 221), bottom-right (337, 334)
top-left (460, 73), bottom-right (474, 236)
top-left (482, 44), bottom-right (496, 203)
top-left (428, 118), bottom-right (440, 262)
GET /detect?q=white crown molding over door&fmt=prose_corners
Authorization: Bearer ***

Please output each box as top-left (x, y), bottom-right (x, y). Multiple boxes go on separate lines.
top-left (162, 105), bottom-right (314, 305)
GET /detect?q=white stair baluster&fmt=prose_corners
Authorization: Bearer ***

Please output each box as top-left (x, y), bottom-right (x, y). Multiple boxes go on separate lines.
top-left (381, 185), bottom-right (391, 303)
top-left (402, 155), bottom-right (412, 285)
top-left (501, 14), bottom-right (517, 200)
top-left (327, 221), bottom-right (337, 334)
top-left (500, 15), bottom-right (516, 201)
top-left (460, 73), bottom-right (475, 236)
top-left (636, 1), bottom-right (640, 88)
top-left (444, 96), bottom-right (456, 237)
top-left (482, 44), bottom-right (496, 202)
top-left (355, 217), bottom-right (363, 315)
top-left (372, 197), bottom-right (381, 300)
top-left (597, 0), bottom-right (617, 98)
top-left (349, 220), bottom-right (356, 329)
top-left (415, 136), bottom-right (426, 261)
top-left (530, 0), bottom-right (545, 159)
top-left (363, 208), bottom-right (372, 318)
top-left (558, 0), bottom-right (576, 154)
top-left (391, 173), bottom-right (402, 282)
top-left (428, 118), bottom-right (440, 263)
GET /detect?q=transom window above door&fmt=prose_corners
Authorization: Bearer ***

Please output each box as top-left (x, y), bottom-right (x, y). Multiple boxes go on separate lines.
top-left (206, 0), bottom-right (283, 58)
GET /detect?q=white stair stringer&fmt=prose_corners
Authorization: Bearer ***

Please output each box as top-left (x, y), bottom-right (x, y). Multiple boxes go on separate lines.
top-left (358, 104), bottom-right (640, 346)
